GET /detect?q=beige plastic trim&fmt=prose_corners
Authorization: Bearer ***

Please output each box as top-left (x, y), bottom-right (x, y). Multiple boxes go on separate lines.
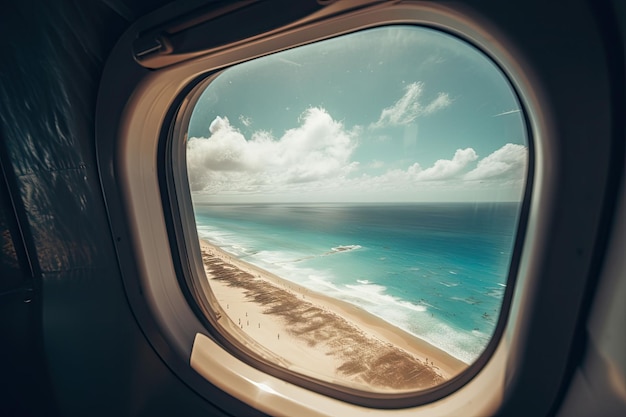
top-left (190, 332), bottom-right (506, 416)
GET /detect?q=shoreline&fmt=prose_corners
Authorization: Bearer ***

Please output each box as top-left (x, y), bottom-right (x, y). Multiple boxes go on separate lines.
top-left (199, 239), bottom-right (466, 391)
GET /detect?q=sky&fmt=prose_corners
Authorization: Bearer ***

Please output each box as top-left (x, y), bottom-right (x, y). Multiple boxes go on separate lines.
top-left (186, 26), bottom-right (529, 203)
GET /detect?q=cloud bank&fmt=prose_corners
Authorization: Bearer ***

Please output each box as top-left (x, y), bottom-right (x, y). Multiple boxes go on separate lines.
top-left (188, 107), bottom-right (527, 201)
top-left (416, 148), bottom-right (478, 180)
top-left (187, 85), bottom-right (527, 202)
top-left (465, 143), bottom-right (528, 181)
top-left (187, 108), bottom-right (358, 193)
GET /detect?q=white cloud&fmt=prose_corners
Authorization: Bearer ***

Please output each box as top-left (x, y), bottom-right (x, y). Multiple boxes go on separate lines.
top-left (187, 108), bottom-right (358, 192)
top-left (368, 160), bottom-right (385, 169)
top-left (370, 82), bottom-right (451, 128)
top-left (423, 93), bottom-right (452, 115)
top-left (239, 115), bottom-right (252, 127)
top-left (464, 143), bottom-right (528, 180)
top-left (416, 148), bottom-right (478, 180)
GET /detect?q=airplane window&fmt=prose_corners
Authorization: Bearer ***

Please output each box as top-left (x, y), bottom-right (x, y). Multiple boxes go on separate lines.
top-left (183, 25), bottom-right (529, 395)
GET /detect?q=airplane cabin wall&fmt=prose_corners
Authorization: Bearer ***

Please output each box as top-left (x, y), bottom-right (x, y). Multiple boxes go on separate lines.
top-left (0, 1), bottom-right (264, 416)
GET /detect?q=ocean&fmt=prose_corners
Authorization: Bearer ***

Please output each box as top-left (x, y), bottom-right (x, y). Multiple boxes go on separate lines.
top-left (192, 202), bottom-right (521, 364)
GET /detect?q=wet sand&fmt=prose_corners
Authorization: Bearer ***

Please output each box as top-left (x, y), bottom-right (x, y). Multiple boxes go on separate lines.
top-left (200, 239), bottom-right (466, 392)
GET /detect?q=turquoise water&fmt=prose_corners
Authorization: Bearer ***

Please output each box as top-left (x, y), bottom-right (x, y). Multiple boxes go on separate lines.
top-left (193, 202), bottom-right (520, 363)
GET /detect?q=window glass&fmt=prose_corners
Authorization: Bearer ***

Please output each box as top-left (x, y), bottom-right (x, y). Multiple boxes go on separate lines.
top-left (186, 26), bottom-right (528, 393)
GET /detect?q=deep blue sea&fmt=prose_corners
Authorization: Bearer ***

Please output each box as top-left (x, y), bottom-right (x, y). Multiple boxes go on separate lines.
top-left (193, 202), bottom-right (520, 364)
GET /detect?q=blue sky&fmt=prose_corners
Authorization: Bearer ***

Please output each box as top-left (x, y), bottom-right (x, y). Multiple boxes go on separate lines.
top-left (187, 26), bottom-right (528, 203)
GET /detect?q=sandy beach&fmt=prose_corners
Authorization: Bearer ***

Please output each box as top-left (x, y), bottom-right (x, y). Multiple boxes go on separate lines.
top-left (199, 239), bottom-right (466, 392)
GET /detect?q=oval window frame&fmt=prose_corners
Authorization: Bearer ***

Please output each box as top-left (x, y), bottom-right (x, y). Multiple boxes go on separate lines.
top-left (96, 1), bottom-right (559, 415)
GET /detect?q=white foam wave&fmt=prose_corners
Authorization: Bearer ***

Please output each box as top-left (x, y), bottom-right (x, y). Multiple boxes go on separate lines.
top-left (335, 284), bottom-right (484, 363)
top-left (450, 296), bottom-right (482, 305)
top-left (439, 281), bottom-right (459, 288)
top-left (331, 244), bottom-right (362, 252)
top-left (343, 284), bottom-right (427, 312)
top-left (416, 321), bottom-right (489, 364)
top-left (485, 287), bottom-right (505, 298)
